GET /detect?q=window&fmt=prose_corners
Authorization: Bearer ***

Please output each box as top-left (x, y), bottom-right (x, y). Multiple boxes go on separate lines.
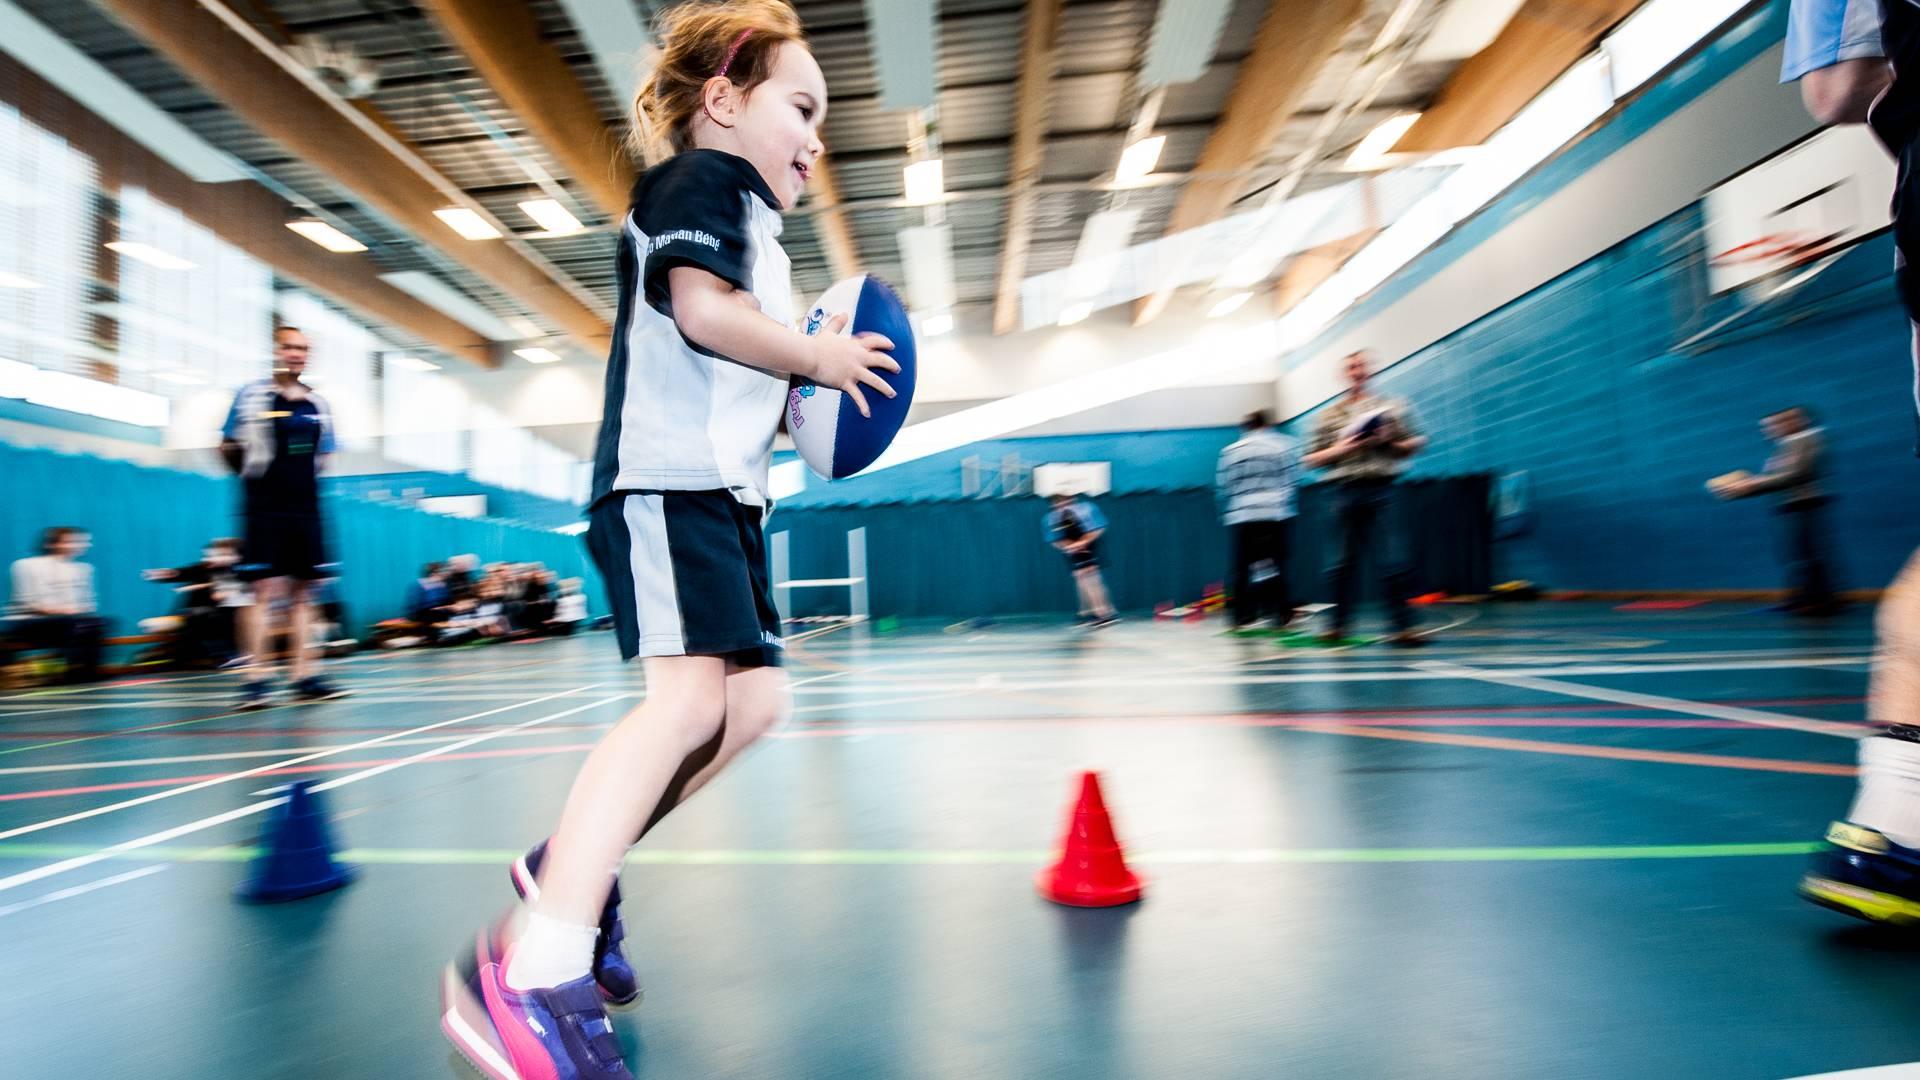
top-left (116, 186), bottom-right (273, 392)
top-left (0, 105), bottom-right (99, 376)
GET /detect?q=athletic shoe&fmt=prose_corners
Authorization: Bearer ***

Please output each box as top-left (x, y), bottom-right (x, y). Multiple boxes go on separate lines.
top-left (1092, 615), bottom-right (1121, 629)
top-left (479, 949), bottom-right (632, 1080)
top-left (291, 676), bottom-right (350, 701)
top-left (1801, 821), bottom-right (1920, 925)
top-left (441, 927), bottom-right (517, 1080)
top-left (235, 680), bottom-right (274, 711)
top-left (512, 841), bottom-right (641, 1007)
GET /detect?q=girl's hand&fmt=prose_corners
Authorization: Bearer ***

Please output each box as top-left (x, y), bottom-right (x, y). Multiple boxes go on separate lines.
top-left (806, 313), bottom-right (900, 418)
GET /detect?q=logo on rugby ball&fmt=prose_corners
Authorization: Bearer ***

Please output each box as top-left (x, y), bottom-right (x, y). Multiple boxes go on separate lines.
top-left (805, 307), bottom-right (826, 335)
top-left (787, 379), bottom-right (816, 429)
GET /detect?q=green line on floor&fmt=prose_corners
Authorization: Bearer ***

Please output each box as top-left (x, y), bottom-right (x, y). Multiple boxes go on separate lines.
top-left (0, 841), bottom-right (1826, 866)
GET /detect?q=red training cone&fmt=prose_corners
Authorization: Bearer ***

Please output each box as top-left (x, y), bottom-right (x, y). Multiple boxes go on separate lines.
top-left (1036, 771), bottom-right (1143, 907)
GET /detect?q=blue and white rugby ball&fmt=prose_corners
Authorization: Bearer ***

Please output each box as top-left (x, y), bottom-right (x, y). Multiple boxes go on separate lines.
top-left (790, 275), bottom-right (918, 480)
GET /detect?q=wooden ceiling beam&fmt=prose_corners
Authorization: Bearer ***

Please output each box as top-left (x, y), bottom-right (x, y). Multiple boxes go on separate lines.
top-left (1132, 0), bottom-right (1364, 325)
top-left (990, 0), bottom-right (1065, 336)
top-left (95, 0), bottom-right (612, 353)
top-left (1271, 228), bottom-right (1380, 316)
top-left (420, 0), bottom-right (633, 218)
top-left (426, 0), bottom-right (859, 281)
top-left (1392, 0), bottom-right (1642, 153)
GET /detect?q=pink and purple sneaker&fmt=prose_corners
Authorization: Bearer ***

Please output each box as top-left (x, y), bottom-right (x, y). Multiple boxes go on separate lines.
top-left (440, 930), bottom-right (632, 1080)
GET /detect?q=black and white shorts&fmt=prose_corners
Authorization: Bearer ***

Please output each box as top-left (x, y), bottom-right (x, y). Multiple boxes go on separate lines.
top-left (585, 490), bottom-right (783, 666)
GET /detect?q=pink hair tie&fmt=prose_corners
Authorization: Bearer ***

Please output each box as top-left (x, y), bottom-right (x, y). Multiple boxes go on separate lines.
top-left (714, 29), bottom-right (753, 79)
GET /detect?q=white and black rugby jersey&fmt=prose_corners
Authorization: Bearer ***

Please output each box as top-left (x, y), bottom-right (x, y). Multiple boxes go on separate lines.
top-left (590, 149), bottom-right (795, 507)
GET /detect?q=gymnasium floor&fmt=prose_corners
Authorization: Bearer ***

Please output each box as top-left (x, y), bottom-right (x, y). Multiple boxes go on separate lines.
top-left (0, 605), bottom-right (1913, 1080)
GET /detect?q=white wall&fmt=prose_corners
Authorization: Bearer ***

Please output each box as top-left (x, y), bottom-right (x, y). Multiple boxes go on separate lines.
top-left (435, 293), bottom-right (1283, 454)
top-left (1281, 44), bottom-right (1820, 416)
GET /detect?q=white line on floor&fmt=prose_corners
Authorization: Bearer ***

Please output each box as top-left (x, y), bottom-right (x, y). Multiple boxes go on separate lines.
top-left (0, 694), bottom-right (625, 896)
top-left (776, 655), bottom-right (1873, 694)
top-left (1411, 660), bottom-right (1870, 739)
top-left (1782, 1066), bottom-right (1920, 1079)
top-left (0, 864), bottom-right (168, 919)
top-left (0, 727), bottom-right (614, 776)
top-left (0, 685), bottom-right (605, 843)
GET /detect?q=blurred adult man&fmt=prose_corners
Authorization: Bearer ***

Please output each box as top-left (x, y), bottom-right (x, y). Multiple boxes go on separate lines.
top-left (1216, 410), bottom-right (1302, 630)
top-left (1712, 406), bottom-right (1841, 615)
top-left (219, 325), bottom-right (347, 709)
top-left (1303, 350), bottom-right (1427, 646)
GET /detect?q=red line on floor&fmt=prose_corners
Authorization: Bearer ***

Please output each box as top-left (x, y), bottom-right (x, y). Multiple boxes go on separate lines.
top-left (0, 694), bottom-right (1868, 743)
top-left (1294, 724), bottom-right (1858, 776)
top-left (0, 712), bottom-right (1865, 802)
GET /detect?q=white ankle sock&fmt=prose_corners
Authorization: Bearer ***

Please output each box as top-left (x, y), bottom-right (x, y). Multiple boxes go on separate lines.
top-left (1847, 734), bottom-right (1920, 849)
top-left (506, 912), bottom-right (599, 991)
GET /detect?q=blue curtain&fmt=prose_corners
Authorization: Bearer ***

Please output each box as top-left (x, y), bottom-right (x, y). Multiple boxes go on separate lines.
top-left (771, 478), bottom-right (1492, 619)
top-left (0, 442), bottom-right (598, 639)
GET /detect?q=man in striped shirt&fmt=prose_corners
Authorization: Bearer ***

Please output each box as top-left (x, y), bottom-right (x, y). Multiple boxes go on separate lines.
top-left (1217, 410), bottom-right (1302, 630)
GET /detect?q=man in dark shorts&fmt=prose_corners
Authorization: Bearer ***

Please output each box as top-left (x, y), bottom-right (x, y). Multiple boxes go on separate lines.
top-left (1782, 0), bottom-right (1920, 923)
top-left (219, 325), bottom-right (348, 709)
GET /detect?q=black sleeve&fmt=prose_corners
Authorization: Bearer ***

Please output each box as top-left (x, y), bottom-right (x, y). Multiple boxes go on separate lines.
top-left (633, 153), bottom-right (757, 320)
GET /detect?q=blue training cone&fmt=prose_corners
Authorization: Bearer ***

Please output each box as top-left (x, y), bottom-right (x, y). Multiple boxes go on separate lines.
top-left (237, 780), bottom-right (355, 903)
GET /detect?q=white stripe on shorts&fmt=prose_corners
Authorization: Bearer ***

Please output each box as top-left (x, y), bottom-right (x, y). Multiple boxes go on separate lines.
top-left (622, 493), bottom-right (687, 656)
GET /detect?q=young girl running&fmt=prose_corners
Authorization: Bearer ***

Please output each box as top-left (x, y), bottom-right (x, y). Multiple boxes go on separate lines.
top-left (441, 4), bottom-right (897, 1076)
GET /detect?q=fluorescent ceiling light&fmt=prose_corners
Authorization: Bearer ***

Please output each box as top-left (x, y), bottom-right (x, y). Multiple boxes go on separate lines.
top-left (515, 346), bottom-right (563, 364)
top-left (286, 219), bottom-right (368, 253)
top-left (1058, 302), bottom-right (1092, 326)
top-left (105, 241), bottom-right (197, 271)
top-left (504, 316), bottom-right (542, 338)
top-left (434, 207), bottom-right (503, 240)
top-left (919, 311), bottom-right (954, 337)
top-left (1114, 135), bottom-right (1166, 188)
top-left (1142, 0), bottom-right (1234, 87)
top-left (1415, 0), bottom-right (1527, 62)
top-left (389, 355), bottom-right (440, 372)
top-left (378, 271), bottom-right (520, 341)
top-left (1345, 113), bottom-right (1422, 171)
top-left (860, 0), bottom-right (938, 110)
top-left (1068, 207), bottom-right (1144, 298)
top-left (0, 271), bottom-right (40, 289)
top-left (903, 159), bottom-right (945, 205)
top-left (897, 224), bottom-right (956, 311)
top-left (151, 370), bottom-right (205, 385)
top-left (518, 198), bottom-right (584, 236)
top-left (1209, 292), bottom-right (1253, 318)
top-left (553, 0), bottom-right (649, 105)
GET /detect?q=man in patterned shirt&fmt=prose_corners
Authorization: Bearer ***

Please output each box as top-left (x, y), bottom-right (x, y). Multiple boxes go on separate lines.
top-left (1304, 350), bottom-right (1428, 646)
